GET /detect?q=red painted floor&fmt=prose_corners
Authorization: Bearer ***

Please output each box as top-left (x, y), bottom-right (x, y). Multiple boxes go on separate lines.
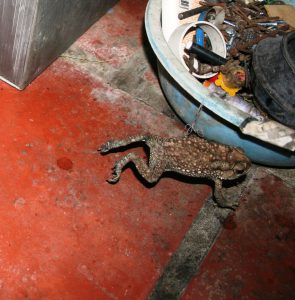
top-left (182, 168), bottom-right (295, 300)
top-left (0, 1), bottom-right (295, 299)
top-left (0, 2), bottom-right (211, 298)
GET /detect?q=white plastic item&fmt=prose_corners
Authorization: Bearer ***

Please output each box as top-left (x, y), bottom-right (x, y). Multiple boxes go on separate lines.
top-left (162, 0), bottom-right (179, 42)
top-left (207, 83), bottom-right (264, 121)
top-left (162, 0), bottom-right (200, 42)
top-left (168, 21), bottom-right (227, 79)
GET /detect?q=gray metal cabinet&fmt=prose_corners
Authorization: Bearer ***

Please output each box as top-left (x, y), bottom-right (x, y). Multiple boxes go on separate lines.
top-left (0, 0), bottom-right (118, 89)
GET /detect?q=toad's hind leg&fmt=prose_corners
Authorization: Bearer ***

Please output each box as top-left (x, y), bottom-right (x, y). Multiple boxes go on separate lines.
top-left (99, 135), bottom-right (154, 153)
top-left (108, 149), bottom-right (166, 184)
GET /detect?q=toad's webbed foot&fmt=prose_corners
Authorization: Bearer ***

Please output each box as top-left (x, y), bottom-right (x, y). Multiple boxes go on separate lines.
top-left (214, 179), bottom-right (239, 209)
top-left (106, 154), bottom-right (133, 183)
top-left (214, 190), bottom-right (239, 209)
top-left (99, 140), bottom-right (115, 153)
top-left (107, 167), bottom-right (121, 183)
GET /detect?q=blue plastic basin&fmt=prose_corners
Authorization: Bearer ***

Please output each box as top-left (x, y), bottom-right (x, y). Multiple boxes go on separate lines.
top-left (145, 0), bottom-right (295, 167)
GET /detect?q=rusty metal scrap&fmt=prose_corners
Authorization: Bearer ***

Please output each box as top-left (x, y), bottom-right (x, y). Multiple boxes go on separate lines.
top-left (198, 0), bottom-right (291, 58)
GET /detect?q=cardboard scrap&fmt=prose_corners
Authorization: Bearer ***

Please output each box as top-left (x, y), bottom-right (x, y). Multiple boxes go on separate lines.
top-left (265, 5), bottom-right (295, 28)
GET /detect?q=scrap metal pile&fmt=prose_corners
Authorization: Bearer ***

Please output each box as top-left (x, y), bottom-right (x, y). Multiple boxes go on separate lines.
top-left (164, 0), bottom-right (295, 128)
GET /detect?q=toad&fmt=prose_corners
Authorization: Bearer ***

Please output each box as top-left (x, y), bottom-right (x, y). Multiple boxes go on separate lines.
top-left (99, 134), bottom-right (251, 208)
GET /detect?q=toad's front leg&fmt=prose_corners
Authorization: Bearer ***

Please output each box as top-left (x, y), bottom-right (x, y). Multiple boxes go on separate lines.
top-left (108, 152), bottom-right (166, 184)
top-left (213, 179), bottom-right (239, 209)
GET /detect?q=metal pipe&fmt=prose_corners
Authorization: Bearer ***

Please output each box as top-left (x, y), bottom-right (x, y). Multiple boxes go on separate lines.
top-left (256, 20), bottom-right (287, 27)
top-left (185, 41), bottom-right (228, 65)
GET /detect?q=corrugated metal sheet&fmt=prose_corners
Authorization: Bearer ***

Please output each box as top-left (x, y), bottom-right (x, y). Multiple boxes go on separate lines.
top-left (0, 0), bottom-right (37, 87)
top-left (0, 0), bottom-right (117, 89)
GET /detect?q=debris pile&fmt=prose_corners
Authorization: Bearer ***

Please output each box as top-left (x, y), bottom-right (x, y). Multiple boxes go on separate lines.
top-left (163, 0), bottom-right (295, 128)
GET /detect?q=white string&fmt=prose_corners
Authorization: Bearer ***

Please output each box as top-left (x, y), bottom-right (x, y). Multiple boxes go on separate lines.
top-left (185, 103), bottom-right (204, 137)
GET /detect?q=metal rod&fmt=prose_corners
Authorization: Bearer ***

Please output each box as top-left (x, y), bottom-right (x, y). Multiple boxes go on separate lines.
top-left (224, 19), bottom-right (237, 27)
top-left (178, 6), bottom-right (208, 20)
top-left (256, 20), bottom-right (287, 27)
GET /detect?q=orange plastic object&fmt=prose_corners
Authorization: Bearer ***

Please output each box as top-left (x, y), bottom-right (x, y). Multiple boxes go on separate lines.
top-left (215, 73), bottom-right (240, 96)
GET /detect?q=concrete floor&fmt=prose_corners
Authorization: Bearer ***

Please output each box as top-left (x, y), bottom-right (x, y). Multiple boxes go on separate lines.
top-left (0, 0), bottom-right (294, 299)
